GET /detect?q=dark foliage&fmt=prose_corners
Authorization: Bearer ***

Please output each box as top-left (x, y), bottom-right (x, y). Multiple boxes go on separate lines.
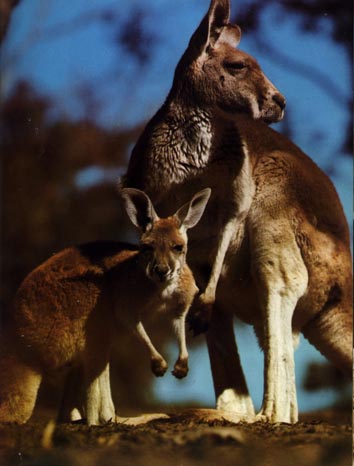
top-left (0, 82), bottom-right (142, 312)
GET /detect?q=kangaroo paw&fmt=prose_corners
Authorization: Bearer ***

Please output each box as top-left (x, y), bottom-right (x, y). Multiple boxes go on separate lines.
top-left (172, 358), bottom-right (189, 379)
top-left (151, 357), bottom-right (168, 377)
top-left (187, 296), bottom-right (214, 336)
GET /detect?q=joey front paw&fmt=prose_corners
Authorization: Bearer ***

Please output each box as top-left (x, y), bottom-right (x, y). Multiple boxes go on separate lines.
top-left (172, 358), bottom-right (189, 379)
top-left (151, 358), bottom-right (168, 377)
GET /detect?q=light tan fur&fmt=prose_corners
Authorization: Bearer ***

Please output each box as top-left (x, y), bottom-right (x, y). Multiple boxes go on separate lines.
top-left (0, 188), bottom-right (210, 425)
top-left (122, 0), bottom-right (352, 423)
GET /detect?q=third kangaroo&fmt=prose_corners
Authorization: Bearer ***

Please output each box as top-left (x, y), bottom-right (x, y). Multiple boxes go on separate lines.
top-left (0, 188), bottom-right (210, 425)
top-left (122, 0), bottom-right (352, 423)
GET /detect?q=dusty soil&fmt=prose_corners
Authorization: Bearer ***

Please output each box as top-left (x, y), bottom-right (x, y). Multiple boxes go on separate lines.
top-left (0, 408), bottom-right (351, 466)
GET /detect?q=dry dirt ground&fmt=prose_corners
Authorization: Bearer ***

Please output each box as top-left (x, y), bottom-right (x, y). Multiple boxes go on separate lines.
top-left (0, 407), bottom-right (351, 466)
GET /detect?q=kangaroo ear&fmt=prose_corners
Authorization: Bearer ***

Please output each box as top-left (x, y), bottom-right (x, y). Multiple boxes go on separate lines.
top-left (120, 188), bottom-right (159, 232)
top-left (175, 188), bottom-right (211, 230)
top-left (215, 24), bottom-right (241, 48)
top-left (188, 0), bottom-right (231, 55)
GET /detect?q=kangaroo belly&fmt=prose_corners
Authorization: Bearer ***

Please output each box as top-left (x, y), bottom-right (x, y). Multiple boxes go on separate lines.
top-left (212, 223), bottom-right (351, 334)
top-left (216, 275), bottom-right (260, 325)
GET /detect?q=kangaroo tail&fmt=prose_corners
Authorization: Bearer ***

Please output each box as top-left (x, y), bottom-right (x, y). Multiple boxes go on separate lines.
top-left (302, 302), bottom-right (352, 377)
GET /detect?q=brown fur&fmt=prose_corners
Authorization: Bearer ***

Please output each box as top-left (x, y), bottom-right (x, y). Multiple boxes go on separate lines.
top-left (0, 188), bottom-right (210, 425)
top-left (122, 0), bottom-right (352, 423)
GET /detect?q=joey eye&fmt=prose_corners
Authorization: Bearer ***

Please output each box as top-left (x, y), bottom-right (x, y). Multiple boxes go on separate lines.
top-left (172, 244), bottom-right (184, 253)
top-left (223, 61), bottom-right (246, 71)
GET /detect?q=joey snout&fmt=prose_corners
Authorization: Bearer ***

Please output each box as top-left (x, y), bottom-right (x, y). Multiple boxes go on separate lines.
top-left (153, 263), bottom-right (171, 282)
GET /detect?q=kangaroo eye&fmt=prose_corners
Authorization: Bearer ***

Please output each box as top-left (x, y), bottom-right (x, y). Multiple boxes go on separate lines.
top-left (173, 244), bottom-right (184, 253)
top-left (224, 61), bottom-right (246, 71)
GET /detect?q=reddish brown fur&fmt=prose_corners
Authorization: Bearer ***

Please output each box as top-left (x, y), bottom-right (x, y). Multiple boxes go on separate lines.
top-left (122, 0), bottom-right (352, 423)
top-left (0, 209), bottom-right (200, 424)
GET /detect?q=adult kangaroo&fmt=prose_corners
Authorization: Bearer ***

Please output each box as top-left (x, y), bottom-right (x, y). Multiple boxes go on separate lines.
top-left (122, 0), bottom-right (352, 423)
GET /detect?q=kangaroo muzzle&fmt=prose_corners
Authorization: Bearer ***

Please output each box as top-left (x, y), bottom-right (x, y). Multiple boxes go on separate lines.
top-left (153, 263), bottom-right (171, 282)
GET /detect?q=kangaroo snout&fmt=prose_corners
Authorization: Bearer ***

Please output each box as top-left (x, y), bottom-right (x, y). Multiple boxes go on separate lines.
top-left (272, 92), bottom-right (286, 111)
top-left (261, 89), bottom-right (286, 123)
top-left (153, 263), bottom-right (171, 282)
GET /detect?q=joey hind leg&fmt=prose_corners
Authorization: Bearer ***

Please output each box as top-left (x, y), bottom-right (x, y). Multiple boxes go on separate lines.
top-left (206, 309), bottom-right (255, 416)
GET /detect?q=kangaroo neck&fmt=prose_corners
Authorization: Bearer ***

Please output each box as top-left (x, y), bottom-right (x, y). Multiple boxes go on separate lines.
top-left (135, 99), bottom-right (214, 193)
top-left (161, 99), bottom-right (214, 168)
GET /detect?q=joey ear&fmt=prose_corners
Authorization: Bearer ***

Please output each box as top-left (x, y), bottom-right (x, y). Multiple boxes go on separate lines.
top-left (175, 188), bottom-right (211, 230)
top-left (187, 0), bottom-right (230, 56)
top-left (120, 188), bottom-right (159, 232)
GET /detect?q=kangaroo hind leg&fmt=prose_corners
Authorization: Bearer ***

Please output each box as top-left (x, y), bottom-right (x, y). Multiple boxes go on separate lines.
top-left (0, 349), bottom-right (42, 423)
top-left (206, 308), bottom-right (255, 417)
top-left (253, 228), bottom-right (308, 424)
top-left (58, 365), bottom-right (85, 423)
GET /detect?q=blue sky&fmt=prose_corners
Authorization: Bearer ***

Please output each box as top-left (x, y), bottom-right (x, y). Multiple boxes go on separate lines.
top-left (154, 331), bottom-right (341, 412)
top-left (1, 0), bottom-right (351, 412)
top-left (2, 0), bottom-right (351, 221)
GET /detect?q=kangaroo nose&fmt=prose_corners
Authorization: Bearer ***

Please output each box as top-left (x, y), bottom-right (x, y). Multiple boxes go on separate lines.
top-left (273, 93), bottom-right (286, 111)
top-left (154, 264), bottom-right (170, 281)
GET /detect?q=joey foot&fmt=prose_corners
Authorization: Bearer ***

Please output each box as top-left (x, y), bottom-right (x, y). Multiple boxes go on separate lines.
top-left (187, 294), bottom-right (214, 336)
top-left (172, 358), bottom-right (189, 379)
top-left (151, 357), bottom-right (168, 377)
